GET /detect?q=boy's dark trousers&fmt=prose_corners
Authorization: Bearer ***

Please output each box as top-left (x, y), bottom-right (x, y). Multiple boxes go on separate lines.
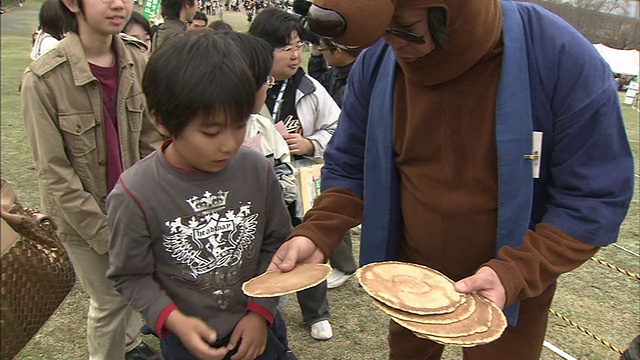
top-left (160, 311), bottom-right (297, 360)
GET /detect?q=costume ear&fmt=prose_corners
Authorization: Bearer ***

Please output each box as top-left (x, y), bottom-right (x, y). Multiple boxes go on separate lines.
top-left (309, 0), bottom-right (395, 48)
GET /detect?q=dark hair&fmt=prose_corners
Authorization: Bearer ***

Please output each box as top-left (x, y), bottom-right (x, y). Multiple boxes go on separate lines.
top-left (208, 20), bottom-right (233, 32)
top-left (192, 11), bottom-right (208, 25)
top-left (319, 37), bottom-right (361, 58)
top-left (161, 0), bottom-right (195, 20)
top-left (124, 11), bottom-right (151, 38)
top-left (150, 24), bottom-right (159, 38)
top-left (143, 29), bottom-right (255, 136)
top-left (428, 7), bottom-right (449, 49)
top-left (39, 0), bottom-right (65, 40)
top-left (217, 31), bottom-right (273, 91)
top-left (58, 0), bottom-right (83, 34)
top-left (248, 7), bottom-right (301, 48)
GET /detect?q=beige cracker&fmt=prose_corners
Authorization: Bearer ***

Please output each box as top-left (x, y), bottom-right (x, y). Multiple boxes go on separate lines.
top-left (372, 292), bottom-right (475, 325)
top-left (357, 261), bottom-right (463, 315)
top-left (242, 263), bottom-right (331, 297)
top-left (392, 293), bottom-right (492, 337)
top-left (414, 295), bottom-right (508, 347)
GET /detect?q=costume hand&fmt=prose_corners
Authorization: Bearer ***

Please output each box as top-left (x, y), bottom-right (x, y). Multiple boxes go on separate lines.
top-left (454, 267), bottom-right (506, 309)
top-left (228, 312), bottom-right (268, 360)
top-left (267, 236), bottom-right (325, 272)
top-left (165, 310), bottom-right (229, 360)
top-left (283, 133), bottom-right (314, 156)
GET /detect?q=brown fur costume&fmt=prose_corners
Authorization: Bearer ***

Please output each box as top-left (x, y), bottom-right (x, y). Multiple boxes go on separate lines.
top-left (293, 1), bottom-right (600, 359)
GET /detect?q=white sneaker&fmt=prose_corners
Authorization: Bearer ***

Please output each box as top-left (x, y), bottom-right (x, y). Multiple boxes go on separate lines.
top-left (310, 320), bottom-right (333, 340)
top-left (327, 268), bottom-right (354, 289)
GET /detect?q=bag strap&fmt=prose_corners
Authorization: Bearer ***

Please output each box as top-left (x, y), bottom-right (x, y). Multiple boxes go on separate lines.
top-left (1, 179), bottom-right (17, 212)
top-left (1, 179), bottom-right (20, 255)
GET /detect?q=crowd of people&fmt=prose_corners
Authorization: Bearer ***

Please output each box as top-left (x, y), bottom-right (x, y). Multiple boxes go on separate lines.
top-left (19, 0), bottom-right (634, 359)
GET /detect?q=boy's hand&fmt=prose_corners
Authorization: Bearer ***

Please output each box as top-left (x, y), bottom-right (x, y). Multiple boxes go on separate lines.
top-left (454, 267), bottom-right (507, 309)
top-left (228, 312), bottom-right (268, 360)
top-left (283, 133), bottom-right (314, 156)
top-left (267, 236), bottom-right (325, 272)
top-left (165, 310), bottom-right (229, 360)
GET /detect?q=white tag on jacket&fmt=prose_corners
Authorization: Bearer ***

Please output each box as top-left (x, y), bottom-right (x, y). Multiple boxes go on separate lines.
top-left (531, 131), bottom-right (543, 178)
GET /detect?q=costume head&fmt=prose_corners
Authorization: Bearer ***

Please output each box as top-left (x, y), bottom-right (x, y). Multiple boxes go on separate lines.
top-left (308, 0), bottom-right (502, 85)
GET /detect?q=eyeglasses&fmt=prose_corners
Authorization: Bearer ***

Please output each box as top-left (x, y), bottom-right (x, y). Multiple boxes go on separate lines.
top-left (264, 75), bottom-right (276, 89)
top-left (385, 28), bottom-right (426, 44)
top-left (317, 47), bottom-right (335, 53)
top-left (99, 0), bottom-right (134, 3)
top-left (275, 42), bottom-right (304, 53)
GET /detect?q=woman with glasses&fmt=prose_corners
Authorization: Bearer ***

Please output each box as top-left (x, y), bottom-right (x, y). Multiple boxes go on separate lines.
top-left (249, 6), bottom-right (341, 342)
top-left (220, 30), bottom-right (298, 212)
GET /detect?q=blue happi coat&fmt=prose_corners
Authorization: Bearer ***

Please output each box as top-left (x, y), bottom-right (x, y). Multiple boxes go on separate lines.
top-left (320, 0), bottom-right (634, 324)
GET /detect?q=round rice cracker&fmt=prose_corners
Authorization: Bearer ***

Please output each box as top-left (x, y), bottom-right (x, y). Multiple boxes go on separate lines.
top-left (242, 263), bottom-right (331, 297)
top-left (356, 261), bottom-right (463, 315)
top-left (391, 293), bottom-right (493, 338)
top-left (413, 295), bottom-right (508, 347)
top-left (371, 292), bottom-right (476, 325)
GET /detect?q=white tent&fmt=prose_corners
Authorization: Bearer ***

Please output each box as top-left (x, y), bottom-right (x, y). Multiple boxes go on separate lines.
top-left (593, 43), bottom-right (639, 76)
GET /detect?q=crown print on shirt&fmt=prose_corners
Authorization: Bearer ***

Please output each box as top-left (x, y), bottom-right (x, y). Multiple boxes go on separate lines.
top-left (163, 189), bottom-right (259, 283)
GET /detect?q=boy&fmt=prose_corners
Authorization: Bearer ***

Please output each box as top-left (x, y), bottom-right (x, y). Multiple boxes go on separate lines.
top-left (188, 11), bottom-right (208, 29)
top-left (249, 7), bottom-right (340, 341)
top-left (151, 0), bottom-right (198, 52)
top-left (106, 30), bottom-right (295, 360)
top-left (306, 37), bottom-right (362, 290)
top-left (21, 0), bottom-right (162, 359)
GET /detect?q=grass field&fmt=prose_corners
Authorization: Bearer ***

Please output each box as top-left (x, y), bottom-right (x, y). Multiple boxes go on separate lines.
top-left (1, 2), bottom-right (638, 359)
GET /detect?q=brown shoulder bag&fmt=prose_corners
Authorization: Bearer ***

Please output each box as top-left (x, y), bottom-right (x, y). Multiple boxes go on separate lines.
top-left (1, 179), bottom-right (76, 359)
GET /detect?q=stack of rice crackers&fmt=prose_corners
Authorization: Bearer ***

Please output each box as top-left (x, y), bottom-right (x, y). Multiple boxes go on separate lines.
top-left (356, 261), bottom-right (507, 347)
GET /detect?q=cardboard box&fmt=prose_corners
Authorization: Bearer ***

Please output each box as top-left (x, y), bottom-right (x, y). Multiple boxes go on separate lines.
top-left (297, 164), bottom-right (323, 216)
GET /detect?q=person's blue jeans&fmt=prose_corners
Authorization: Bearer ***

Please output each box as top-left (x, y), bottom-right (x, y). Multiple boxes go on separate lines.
top-left (160, 311), bottom-right (297, 360)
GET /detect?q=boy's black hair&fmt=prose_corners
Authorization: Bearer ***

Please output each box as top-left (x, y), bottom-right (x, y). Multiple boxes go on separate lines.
top-left (208, 20), bottom-right (233, 32)
top-left (143, 29), bottom-right (255, 136)
top-left (217, 31), bottom-right (273, 91)
top-left (124, 11), bottom-right (152, 39)
top-left (319, 37), bottom-right (361, 59)
top-left (40, 0), bottom-right (65, 40)
top-left (58, 0), bottom-right (83, 34)
top-left (161, 0), bottom-right (196, 20)
top-left (192, 11), bottom-right (208, 25)
top-left (248, 7), bottom-right (302, 48)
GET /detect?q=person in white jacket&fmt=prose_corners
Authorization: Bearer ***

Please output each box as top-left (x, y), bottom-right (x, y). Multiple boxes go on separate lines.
top-left (219, 30), bottom-right (298, 205)
top-left (249, 7), bottom-right (340, 342)
top-left (30, 0), bottom-right (65, 61)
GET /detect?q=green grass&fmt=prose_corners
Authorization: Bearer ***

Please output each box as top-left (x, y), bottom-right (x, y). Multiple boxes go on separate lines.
top-left (1, 2), bottom-right (638, 359)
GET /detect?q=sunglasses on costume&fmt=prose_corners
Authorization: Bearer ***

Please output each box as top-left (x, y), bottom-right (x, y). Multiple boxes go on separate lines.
top-left (385, 28), bottom-right (426, 44)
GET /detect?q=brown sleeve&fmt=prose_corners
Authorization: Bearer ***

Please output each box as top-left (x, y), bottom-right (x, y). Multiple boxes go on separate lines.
top-left (485, 223), bottom-right (598, 307)
top-left (288, 188), bottom-right (363, 258)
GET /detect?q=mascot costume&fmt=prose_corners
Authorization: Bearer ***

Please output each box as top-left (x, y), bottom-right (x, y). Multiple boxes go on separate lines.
top-left (286, 0), bottom-right (634, 358)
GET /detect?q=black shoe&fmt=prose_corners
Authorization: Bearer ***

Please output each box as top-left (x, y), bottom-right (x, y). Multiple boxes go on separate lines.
top-left (125, 342), bottom-right (161, 360)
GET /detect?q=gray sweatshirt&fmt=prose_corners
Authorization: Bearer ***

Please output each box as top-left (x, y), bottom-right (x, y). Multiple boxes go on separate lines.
top-left (106, 145), bottom-right (292, 338)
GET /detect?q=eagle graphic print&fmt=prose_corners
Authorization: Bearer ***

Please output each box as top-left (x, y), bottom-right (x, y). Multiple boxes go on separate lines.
top-left (162, 189), bottom-right (259, 307)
